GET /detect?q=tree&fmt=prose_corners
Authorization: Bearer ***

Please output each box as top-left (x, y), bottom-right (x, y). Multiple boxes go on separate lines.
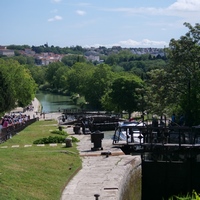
top-left (28, 65), bottom-right (46, 85)
top-left (146, 23), bottom-right (200, 126)
top-left (166, 22), bottom-right (200, 126)
top-left (61, 55), bottom-right (86, 67)
top-left (146, 69), bottom-right (170, 116)
top-left (101, 73), bottom-right (144, 118)
top-left (0, 70), bottom-right (15, 113)
top-left (45, 62), bottom-right (66, 88)
top-left (53, 66), bottom-right (70, 91)
top-left (0, 59), bottom-right (37, 113)
top-left (84, 64), bottom-right (114, 109)
top-left (67, 62), bottom-right (94, 95)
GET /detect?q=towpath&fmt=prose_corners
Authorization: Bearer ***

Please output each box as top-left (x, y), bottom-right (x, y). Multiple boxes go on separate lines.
top-left (60, 126), bottom-right (141, 200)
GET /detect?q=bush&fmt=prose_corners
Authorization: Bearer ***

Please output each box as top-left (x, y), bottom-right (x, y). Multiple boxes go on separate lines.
top-left (33, 136), bottom-right (66, 144)
top-left (51, 130), bottom-right (68, 136)
top-left (71, 136), bottom-right (80, 143)
top-left (33, 136), bottom-right (79, 144)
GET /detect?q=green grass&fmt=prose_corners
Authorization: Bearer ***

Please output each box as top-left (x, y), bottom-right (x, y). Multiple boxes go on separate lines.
top-left (0, 120), bottom-right (82, 200)
top-left (168, 190), bottom-right (200, 200)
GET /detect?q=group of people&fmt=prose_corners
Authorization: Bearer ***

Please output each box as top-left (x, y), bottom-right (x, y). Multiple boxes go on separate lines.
top-left (171, 113), bottom-right (185, 126)
top-left (0, 113), bottom-right (31, 133)
top-left (81, 117), bottom-right (94, 134)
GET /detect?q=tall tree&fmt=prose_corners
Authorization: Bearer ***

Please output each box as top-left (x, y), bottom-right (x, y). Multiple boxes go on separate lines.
top-left (146, 69), bottom-right (170, 116)
top-left (45, 62), bottom-right (65, 88)
top-left (167, 22), bottom-right (200, 126)
top-left (0, 59), bottom-right (37, 113)
top-left (146, 23), bottom-right (200, 125)
top-left (101, 73), bottom-right (144, 118)
top-left (67, 62), bottom-right (94, 95)
top-left (84, 64), bottom-right (114, 109)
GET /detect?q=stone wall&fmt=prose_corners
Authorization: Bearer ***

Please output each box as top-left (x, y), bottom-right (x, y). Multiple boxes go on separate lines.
top-left (119, 156), bottom-right (142, 200)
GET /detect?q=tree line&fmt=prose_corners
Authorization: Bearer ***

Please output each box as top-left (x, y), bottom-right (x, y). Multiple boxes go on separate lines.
top-left (1, 22), bottom-right (200, 126)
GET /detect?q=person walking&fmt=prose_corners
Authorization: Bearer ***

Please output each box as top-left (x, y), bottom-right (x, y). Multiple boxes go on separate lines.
top-left (171, 113), bottom-right (176, 126)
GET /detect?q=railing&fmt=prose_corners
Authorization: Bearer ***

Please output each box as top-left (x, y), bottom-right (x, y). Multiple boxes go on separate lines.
top-left (113, 124), bottom-right (200, 147)
top-left (0, 118), bottom-right (39, 144)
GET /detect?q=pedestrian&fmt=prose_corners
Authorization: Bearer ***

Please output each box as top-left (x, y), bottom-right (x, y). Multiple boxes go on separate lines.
top-left (81, 118), bottom-right (86, 134)
top-left (171, 113), bottom-right (176, 126)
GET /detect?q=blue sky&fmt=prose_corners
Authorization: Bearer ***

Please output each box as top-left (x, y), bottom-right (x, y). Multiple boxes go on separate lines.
top-left (1, 0), bottom-right (200, 48)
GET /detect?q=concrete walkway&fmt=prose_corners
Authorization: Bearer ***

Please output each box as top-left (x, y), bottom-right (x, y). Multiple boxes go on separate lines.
top-left (61, 127), bottom-right (141, 200)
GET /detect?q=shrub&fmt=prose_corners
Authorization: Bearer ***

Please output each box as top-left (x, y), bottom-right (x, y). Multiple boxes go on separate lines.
top-left (33, 136), bottom-right (65, 144)
top-left (51, 130), bottom-right (68, 136)
top-left (33, 136), bottom-right (79, 144)
top-left (71, 136), bottom-right (80, 143)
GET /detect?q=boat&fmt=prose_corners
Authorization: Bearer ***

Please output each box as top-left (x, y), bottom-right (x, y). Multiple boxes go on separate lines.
top-left (112, 121), bottom-right (145, 143)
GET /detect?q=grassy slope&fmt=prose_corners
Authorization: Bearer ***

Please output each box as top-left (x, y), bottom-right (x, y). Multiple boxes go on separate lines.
top-left (0, 120), bottom-right (82, 200)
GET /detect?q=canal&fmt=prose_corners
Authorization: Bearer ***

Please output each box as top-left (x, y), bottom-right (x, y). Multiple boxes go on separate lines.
top-left (35, 91), bottom-right (79, 113)
top-left (35, 91), bottom-right (114, 139)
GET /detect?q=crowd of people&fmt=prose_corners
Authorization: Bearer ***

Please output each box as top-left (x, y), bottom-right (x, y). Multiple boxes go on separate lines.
top-left (0, 101), bottom-right (38, 134)
top-left (0, 113), bottom-right (32, 133)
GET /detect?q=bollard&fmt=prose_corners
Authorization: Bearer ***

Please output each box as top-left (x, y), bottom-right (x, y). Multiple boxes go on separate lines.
top-left (65, 137), bottom-right (73, 147)
top-left (94, 194), bottom-right (100, 200)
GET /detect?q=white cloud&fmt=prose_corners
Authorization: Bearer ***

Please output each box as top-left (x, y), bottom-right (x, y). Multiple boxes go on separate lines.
top-left (102, 7), bottom-right (165, 16)
top-left (48, 15), bottom-right (63, 22)
top-left (84, 39), bottom-right (168, 48)
top-left (76, 10), bottom-right (86, 16)
top-left (118, 39), bottom-right (168, 47)
top-left (101, 1), bottom-right (200, 28)
top-left (102, 1), bottom-right (200, 17)
top-left (168, 0), bottom-right (200, 11)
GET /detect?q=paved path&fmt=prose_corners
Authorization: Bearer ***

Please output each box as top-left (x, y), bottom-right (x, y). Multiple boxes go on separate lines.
top-left (61, 127), bottom-right (141, 200)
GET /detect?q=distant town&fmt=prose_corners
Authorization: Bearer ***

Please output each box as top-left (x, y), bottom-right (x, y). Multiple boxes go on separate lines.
top-left (0, 44), bottom-right (165, 66)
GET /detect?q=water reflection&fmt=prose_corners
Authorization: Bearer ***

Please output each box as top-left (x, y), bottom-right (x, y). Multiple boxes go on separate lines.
top-left (35, 91), bottom-right (79, 113)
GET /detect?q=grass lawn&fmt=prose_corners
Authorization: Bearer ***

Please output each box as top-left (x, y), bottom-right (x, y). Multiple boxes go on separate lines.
top-left (0, 120), bottom-right (82, 200)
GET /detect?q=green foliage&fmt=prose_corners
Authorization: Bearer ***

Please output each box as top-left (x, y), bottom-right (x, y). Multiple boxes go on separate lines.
top-left (101, 73), bottom-right (144, 117)
top-left (67, 62), bottom-right (94, 95)
top-left (33, 129), bottom-right (79, 144)
top-left (31, 44), bottom-right (85, 54)
top-left (28, 65), bottom-right (46, 85)
top-left (168, 190), bottom-right (200, 200)
top-left (84, 64), bottom-right (114, 109)
top-left (51, 129), bottom-right (69, 136)
top-left (146, 69), bottom-right (170, 115)
top-left (33, 136), bottom-right (65, 144)
top-left (0, 58), bottom-right (37, 112)
top-left (166, 22), bottom-right (200, 125)
top-left (71, 136), bottom-right (80, 143)
top-left (61, 54), bottom-right (86, 67)
top-left (45, 62), bottom-right (66, 87)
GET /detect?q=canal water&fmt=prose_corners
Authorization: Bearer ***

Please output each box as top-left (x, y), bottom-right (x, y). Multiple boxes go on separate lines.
top-left (35, 91), bottom-right (79, 113)
top-left (35, 91), bottom-right (114, 139)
